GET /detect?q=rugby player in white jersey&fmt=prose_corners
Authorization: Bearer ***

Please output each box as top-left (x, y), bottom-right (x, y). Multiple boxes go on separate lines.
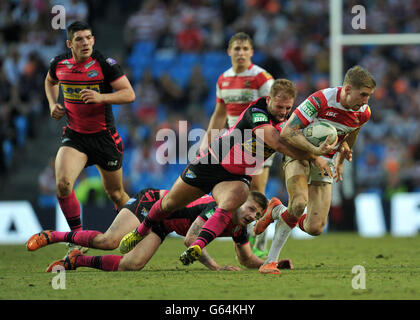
top-left (200, 32), bottom-right (276, 257)
top-left (254, 65), bottom-right (376, 274)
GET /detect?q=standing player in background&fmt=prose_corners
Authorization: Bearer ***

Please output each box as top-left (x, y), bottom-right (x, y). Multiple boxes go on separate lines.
top-left (44, 21), bottom-right (135, 253)
top-left (200, 32), bottom-right (274, 257)
top-left (254, 66), bottom-right (376, 274)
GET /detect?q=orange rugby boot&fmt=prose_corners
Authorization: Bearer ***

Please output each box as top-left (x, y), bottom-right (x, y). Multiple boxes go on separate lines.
top-left (259, 262), bottom-right (281, 275)
top-left (46, 249), bottom-right (83, 273)
top-left (26, 230), bottom-right (53, 251)
top-left (254, 197), bottom-right (282, 235)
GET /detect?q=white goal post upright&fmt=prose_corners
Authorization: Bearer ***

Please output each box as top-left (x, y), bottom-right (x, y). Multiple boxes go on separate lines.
top-left (329, 0), bottom-right (420, 202)
top-left (330, 0), bottom-right (420, 88)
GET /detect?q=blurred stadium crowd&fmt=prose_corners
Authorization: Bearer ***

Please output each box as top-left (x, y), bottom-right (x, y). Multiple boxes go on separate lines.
top-left (1, 0), bottom-right (420, 208)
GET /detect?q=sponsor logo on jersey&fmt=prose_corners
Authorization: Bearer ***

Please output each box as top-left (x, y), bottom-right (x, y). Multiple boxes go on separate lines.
top-left (243, 137), bottom-right (257, 155)
top-left (252, 112), bottom-right (268, 123)
top-left (87, 70), bottom-right (99, 78)
top-left (141, 207), bottom-right (148, 216)
top-left (224, 90), bottom-right (254, 103)
top-left (84, 60), bottom-right (95, 69)
top-left (222, 81), bottom-right (230, 87)
top-left (205, 208), bottom-right (216, 219)
top-left (242, 137), bottom-right (273, 158)
top-left (325, 111), bottom-right (338, 118)
top-left (185, 169), bottom-right (196, 179)
top-left (301, 100), bottom-right (317, 118)
top-left (106, 57), bottom-right (117, 66)
top-left (62, 83), bottom-right (100, 100)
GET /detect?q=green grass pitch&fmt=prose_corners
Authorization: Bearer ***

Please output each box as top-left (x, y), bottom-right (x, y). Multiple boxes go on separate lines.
top-left (1, 233), bottom-right (419, 300)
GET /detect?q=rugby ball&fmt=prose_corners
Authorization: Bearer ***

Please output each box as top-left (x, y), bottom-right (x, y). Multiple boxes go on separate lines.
top-left (303, 121), bottom-right (337, 147)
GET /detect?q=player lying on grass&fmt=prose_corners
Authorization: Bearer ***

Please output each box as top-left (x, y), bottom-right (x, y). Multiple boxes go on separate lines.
top-left (27, 188), bottom-right (292, 272)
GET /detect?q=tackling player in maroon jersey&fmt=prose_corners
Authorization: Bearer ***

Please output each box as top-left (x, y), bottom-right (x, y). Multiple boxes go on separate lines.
top-left (44, 21), bottom-right (135, 253)
top-left (200, 32), bottom-right (280, 257)
top-left (200, 32), bottom-right (275, 194)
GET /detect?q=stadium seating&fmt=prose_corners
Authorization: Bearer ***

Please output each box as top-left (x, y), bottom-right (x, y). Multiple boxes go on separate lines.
top-left (2, 0), bottom-right (420, 207)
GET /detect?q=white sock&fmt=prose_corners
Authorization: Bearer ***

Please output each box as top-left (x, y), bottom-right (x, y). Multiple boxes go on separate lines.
top-left (264, 217), bottom-right (293, 264)
top-left (254, 230), bottom-right (268, 251)
top-left (247, 223), bottom-right (267, 251)
top-left (247, 223), bottom-right (255, 237)
top-left (253, 203), bottom-right (286, 252)
top-left (271, 203), bottom-right (287, 220)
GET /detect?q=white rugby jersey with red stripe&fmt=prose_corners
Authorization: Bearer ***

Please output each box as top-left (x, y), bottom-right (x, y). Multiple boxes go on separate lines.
top-left (294, 86), bottom-right (371, 158)
top-left (216, 63), bottom-right (274, 120)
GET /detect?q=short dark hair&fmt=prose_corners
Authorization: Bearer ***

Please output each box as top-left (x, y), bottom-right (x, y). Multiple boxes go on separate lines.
top-left (67, 21), bottom-right (92, 41)
top-left (249, 191), bottom-right (268, 212)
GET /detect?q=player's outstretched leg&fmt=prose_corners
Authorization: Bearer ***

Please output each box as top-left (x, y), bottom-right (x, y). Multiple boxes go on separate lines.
top-left (26, 230), bottom-right (53, 251)
top-left (26, 230), bottom-right (101, 252)
top-left (179, 245), bottom-right (201, 265)
top-left (46, 250), bottom-right (123, 272)
top-left (46, 249), bottom-right (82, 272)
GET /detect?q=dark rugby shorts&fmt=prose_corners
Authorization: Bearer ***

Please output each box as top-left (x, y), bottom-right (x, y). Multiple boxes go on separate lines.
top-left (180, 151), bottom-right (252, 194)
top-left (123, 188), bottom-right (169, 242)
top-left (61, 126), bottom-right (124, 171)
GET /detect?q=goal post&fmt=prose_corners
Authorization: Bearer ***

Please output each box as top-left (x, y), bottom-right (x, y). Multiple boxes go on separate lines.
top-left (329, 0), bottom-right (420, 208)
top-left (330, 0), bottom-right (420, 88)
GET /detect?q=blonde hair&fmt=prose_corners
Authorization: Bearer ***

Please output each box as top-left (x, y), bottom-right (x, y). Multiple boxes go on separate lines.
top-left (343, 65), bottom-right (376, 89)
top-left (270, 79), bottom-right (297, 99)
